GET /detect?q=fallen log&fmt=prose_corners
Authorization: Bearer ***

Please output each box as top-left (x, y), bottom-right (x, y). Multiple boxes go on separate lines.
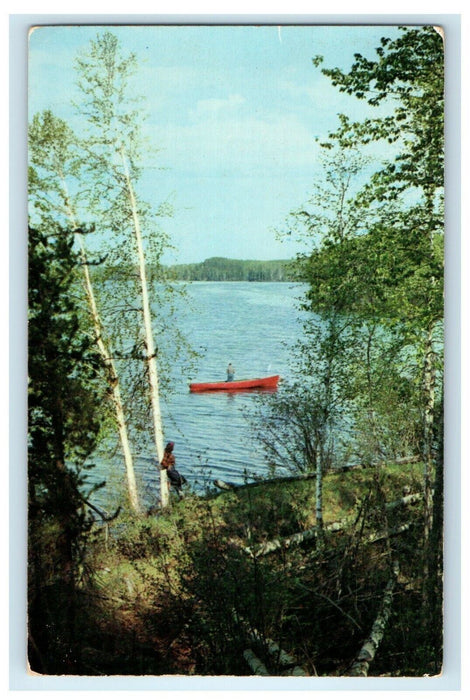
top-left (244, 527), bottom-right (316, 558)
top-left (346, 562), bottom-right (399, 676)
top-left (243, 493), bottom-right (421, 559)
top-left (232, 610), bottom-right (307, 676)
top-left (338, 455), bottom-right (421, 472)
top-left (243, 516), bottom-right (356, 558)
top-left (245, 520), bottom-right (412, 558)
top-left (214, 457), bottom-right (421, 492)
top-left (365, 523), bottom-right (411, 544)
top-left (213, 479), bottom-right (238, 490)
top-left (252, 637), bottom-right (306, 676)
top-left (214, 473), bottom-right (317, 492)
top-left (395, 455), bottom-right (421, 465)
top-left (234, 611), bottom-right (307, 676)
top-left (385, 492), bottom-right (422, 510)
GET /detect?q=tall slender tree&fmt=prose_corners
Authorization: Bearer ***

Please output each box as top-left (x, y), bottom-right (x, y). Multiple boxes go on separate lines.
top-left (74, 31), bottom-right (173, 506)
top-left (28, 111), bottom-right (142, 513)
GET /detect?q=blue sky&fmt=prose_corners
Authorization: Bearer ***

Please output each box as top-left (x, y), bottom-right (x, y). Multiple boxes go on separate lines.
top-left (29, 24), bottom-right (405, 264)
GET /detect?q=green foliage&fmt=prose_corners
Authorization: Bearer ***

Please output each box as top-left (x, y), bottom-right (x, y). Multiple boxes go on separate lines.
top-left (28, 110), bottom-right (82, 229)
top-left (28, 224), bottom-right (107, 673)
top-left (302, 210), bottom-right (443, 325)
top-left (284, 26), bottom-right (444, 471)
top-left (28, 225), bottom-right (105, 472)
top-left (320, 26), bottom-right (444, 201)
top-left (286, 147), bottom-right (369, 250)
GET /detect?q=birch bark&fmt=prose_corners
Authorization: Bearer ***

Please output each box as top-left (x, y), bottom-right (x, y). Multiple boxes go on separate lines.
top-left (347, 562), bottom-right (399, 676)
top-left (119, 147), bottom-right (169, 508)
top-left (62, 177), bottom-right (141, 513)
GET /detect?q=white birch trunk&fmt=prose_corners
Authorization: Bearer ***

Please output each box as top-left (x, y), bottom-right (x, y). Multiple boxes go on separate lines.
top-left (244, 495), bottom-right (421, 558)
top-left (119, 148), bottom-right (169, 508)
top-left (80, 239), bottom-right (141, 514)
top-left (347, 562), bottom-right (399, 676)
top-left (234, 611), bottom-right (306, 676)
top-left (385, 492), bottom-right (422, 510)
top-left (62, 180), bottom-right (141, 514)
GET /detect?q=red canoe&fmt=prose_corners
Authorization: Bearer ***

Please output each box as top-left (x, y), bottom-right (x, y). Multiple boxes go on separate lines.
top-left (189, 375), bottom-right (280, 393)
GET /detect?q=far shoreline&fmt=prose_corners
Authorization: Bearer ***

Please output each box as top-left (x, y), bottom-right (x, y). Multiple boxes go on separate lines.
top-left (164, 256), bottom-right (298, 283)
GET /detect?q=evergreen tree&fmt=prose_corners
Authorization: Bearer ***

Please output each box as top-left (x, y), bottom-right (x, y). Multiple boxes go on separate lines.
top-left (28, 224), bottom-right (105, 672)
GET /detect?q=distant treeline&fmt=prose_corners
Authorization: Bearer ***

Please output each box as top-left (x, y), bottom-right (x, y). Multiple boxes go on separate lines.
top-left (166, 257), bottom-right (295, 281)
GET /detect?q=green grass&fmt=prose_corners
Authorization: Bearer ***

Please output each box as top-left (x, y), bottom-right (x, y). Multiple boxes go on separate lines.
top-left (204, 461), bottom-right (423, 538)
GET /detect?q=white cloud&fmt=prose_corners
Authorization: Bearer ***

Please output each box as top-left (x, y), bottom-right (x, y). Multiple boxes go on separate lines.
top-left (150, 110), bottom-right (321, 178)
top-left (278, 79), bottom-right (320, 103)
top-left (138, 64), bottom-right (220, 94)
top-left (191, 94), bottom-right (246, 120)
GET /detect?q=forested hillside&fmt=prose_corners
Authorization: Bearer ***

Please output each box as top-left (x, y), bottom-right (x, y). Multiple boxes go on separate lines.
top-left (166, 257), bottom-right (294, 281)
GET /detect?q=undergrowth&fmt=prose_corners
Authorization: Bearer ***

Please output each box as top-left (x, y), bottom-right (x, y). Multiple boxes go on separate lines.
top-left (35, 461), bottom-right (441, 676)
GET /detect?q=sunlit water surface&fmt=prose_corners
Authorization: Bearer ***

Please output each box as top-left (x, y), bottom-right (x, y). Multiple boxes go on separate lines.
top-left (91, 282), bottom-right (307, 511)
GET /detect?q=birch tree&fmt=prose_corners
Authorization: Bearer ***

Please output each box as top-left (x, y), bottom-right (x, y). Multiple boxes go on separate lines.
top-left (254, 310), bottom-right (354, 533)
top-left (73, 31), bottom-right (174, 506)
top-left (256, 151), bottom-right (372, 531)
top-left (28, 111), bottom-right (142, 513)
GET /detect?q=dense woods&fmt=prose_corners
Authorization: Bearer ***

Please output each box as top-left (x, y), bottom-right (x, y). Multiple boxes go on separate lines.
top-left (27, 26), bottom-right (444, 679)
top-left (166, 257), bottom-right (294, 281)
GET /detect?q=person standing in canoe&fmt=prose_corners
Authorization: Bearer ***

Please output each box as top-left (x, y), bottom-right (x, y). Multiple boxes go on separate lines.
top-left (160, 441), bottom-right (186, 497)
top-left (226, 363), bottom-right (235, 382)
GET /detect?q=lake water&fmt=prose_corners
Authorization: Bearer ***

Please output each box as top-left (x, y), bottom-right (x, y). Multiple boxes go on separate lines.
top-left (93, 282), bottom-right (307, 510)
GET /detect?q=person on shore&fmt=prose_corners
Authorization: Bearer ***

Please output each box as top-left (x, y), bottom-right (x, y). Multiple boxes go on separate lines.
top-left (160, 441), bottom-right (186, 497)
top-left (226, 363), bottom-right (235, 382)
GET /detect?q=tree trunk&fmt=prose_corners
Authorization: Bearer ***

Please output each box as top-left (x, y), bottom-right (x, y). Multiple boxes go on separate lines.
top-left (234, 611), bottom-right (306, 676)
top-left (423, 398), bottom-right (443, 646)
top-left (62, 180), bottom-right (141, 513)
top-left (213, 457), bottom-right (420, 491)
top-left (365, 324), bottom-right (384, 462)
top-left (244, 497), bottom-right (420, 558)
top-left (79, 237), bottom-right (141, 513)
top-left (347, 562), bottom-right (399, 676)
top-left (120, 147), bottom-right (169, 508)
